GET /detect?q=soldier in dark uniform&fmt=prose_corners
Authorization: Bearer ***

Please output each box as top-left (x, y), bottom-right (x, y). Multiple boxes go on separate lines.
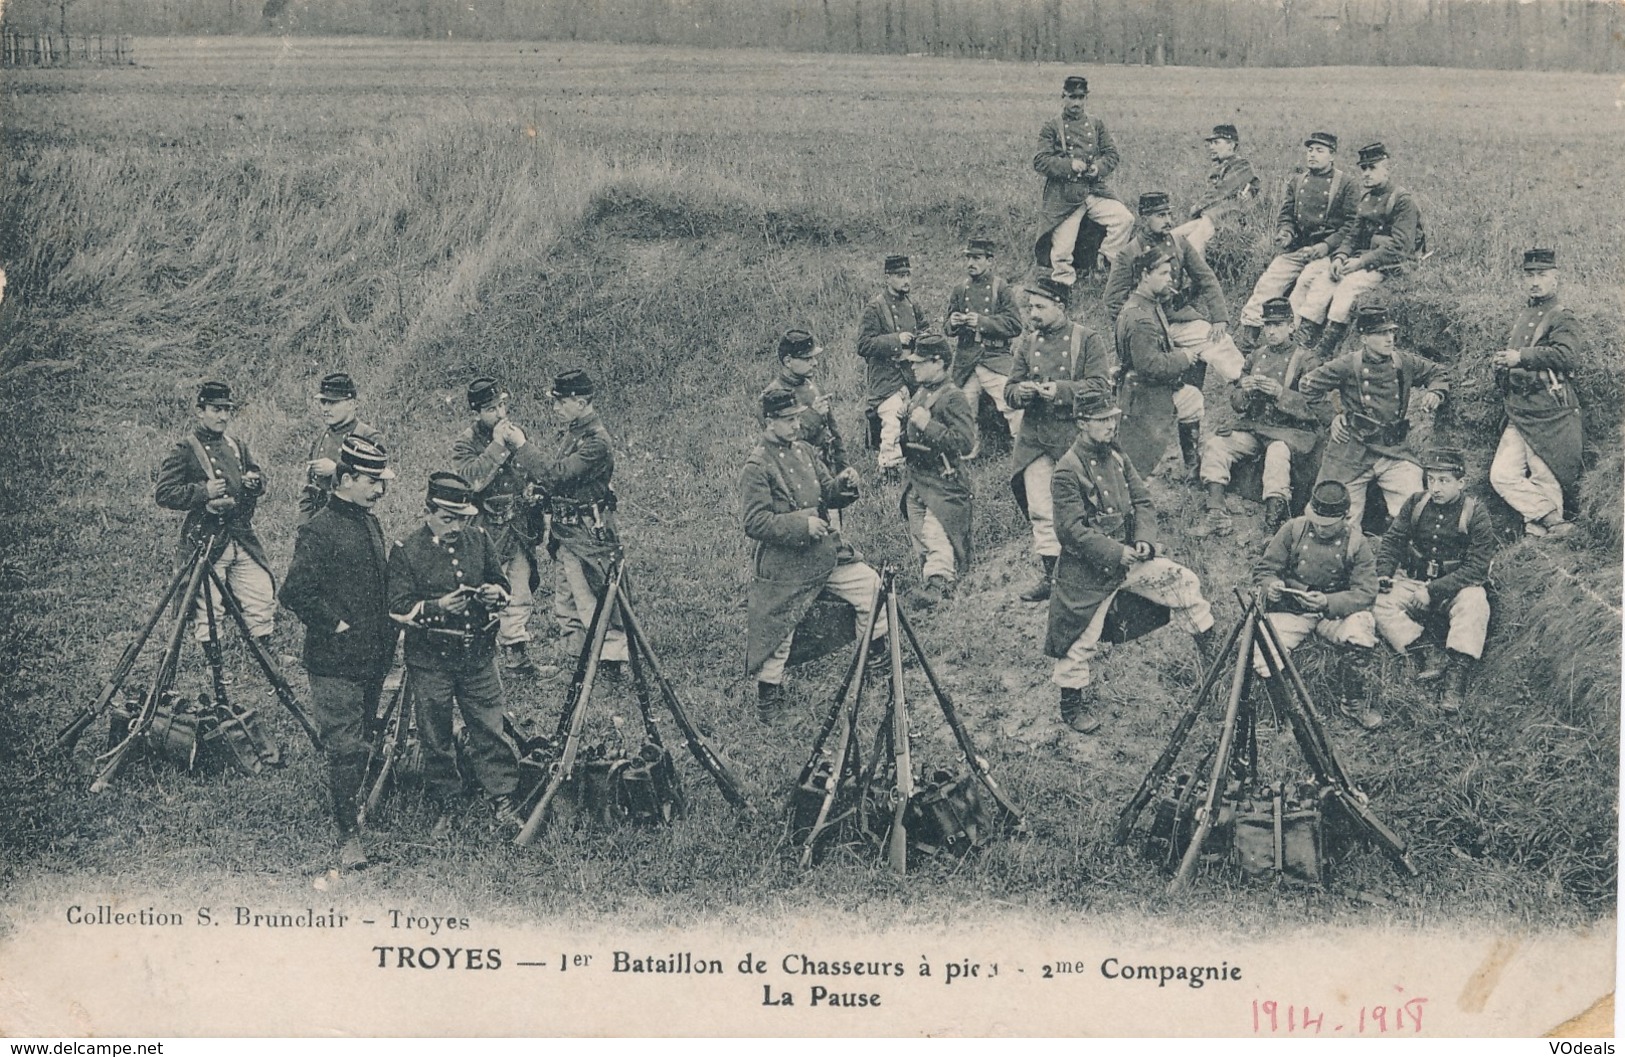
top-left (452, 377), bottom-right (547, 676)
top-left (1294, 142), bottom-right (1425, 357)
top-left (741, 388), bottom-right (878, 719)
top-left (1489, 248), bottom-right (1583, 539)
top-left (1032, 74), bottom-right (1135, 286)
top-left (154, 380), bottom-right (275, 651)
top-left (1254, 480), bottom-right (1383, 730)
top-left (857, 254), bottom-right (928, 483)
top-left (1114, 248), bottom-right (1203, 480)
top-left (507, 369), bottom-right (627, 673)
top-left (1172, 123), bottom-right (1261, 258)
top-left (767, 328), bottom-right (847, 479)
top-left (1004, 276), bottom-right (1116, 603)
top-left (279, 436), bottom-right (396, 871)
top-left (944, 236), bottom-right (1024, 460)
top-left (386, 472), bottom-right (523, 836)
top-left (1046, 392), bottom-right (1217, 735)
top-left (298, 372), bottom-right (386, 524)
top-left (897, 334), bottom-right (976, 607)
top-left (1198, 297), bottom-right (1325, 537)
top-left (1297, 305), bottom-right (1448, 534)
top-left (1238, 131), bottom-right (1358, 351)
top-left (1375, 448), bottom-right (1495, 714)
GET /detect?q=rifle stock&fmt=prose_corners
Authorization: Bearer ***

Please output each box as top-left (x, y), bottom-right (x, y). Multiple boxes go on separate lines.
top-left (883, 586), bottom-right (910, 875)
top-left (363, 672), bottom-right (409, 818)
top-left (209, 565), bottom-right (323, 752)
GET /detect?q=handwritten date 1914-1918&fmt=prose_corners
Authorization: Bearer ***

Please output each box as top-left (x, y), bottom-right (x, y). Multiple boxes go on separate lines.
top-left (1252, 992), bottom-right (1428, 1035)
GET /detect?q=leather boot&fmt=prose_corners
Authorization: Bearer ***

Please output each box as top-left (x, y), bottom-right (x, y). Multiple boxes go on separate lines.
top-left (755, 680), bottom-right (786, 723)
top-left (1297, 318), bottom-right (1324, 347)
top-left (1262, 496), bottom-right (1288, 535)
top-left (1315, 320), bottom-right (1349, 358)
top-left (328, 754), bottom-right (370, 869)
top-left (1414, 643), bottom-right (1448, 682)
top-left (1178, 421), bottom-right (1203, 480)
top-left (1199, 481), bottom-right (1233, 537)
top-left (1334, 654), bottom-right (1383, 731)
top-left (1440, 653), bottom-right (1470, 715)
top-left (1238, 324), bottom-right (1262, 352)
top-left (1059, 687), bottom-right (1101, 735)
top-left (1192, 625), bottom-right (1219, 670)
top-left (1021, 555), bottom-right (1057, 603)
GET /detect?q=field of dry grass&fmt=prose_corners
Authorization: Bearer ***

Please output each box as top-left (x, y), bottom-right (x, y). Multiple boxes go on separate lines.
top-left (0, 38), bottom-right (1618, 928)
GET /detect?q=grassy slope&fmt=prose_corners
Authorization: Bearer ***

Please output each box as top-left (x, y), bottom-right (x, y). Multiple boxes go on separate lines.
top-left (0, 39), bottom-right (1618, 926)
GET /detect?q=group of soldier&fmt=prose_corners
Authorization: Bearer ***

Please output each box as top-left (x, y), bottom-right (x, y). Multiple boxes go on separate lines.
top-left (151, 71), bottom-right (1586, 870)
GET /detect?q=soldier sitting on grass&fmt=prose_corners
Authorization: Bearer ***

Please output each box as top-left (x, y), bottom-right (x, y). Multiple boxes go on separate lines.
top-left (1171, 123), bottom-right (1260, 259)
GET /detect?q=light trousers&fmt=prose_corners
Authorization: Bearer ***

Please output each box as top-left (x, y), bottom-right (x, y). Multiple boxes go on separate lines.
top-left (1171, 215), bottom-right (1215, 256)
top-left (1201, 432), bottom-right (1293, 500)
top-left (1291, 259), bottom-right (1386, 325)
top-left (756, 561), bottom-right (889, 686)
top-left (496, 548), bottom-right (535, 647)
top-left (1241, 253), bottom-right (1313, 328)
top-left (961, 364), bottom-right (1022, 441)
top-left (193, 540), bottom-right (276, 641)
top-left (1167, 319), bottom-right (1244, 384)
top-left (1049, 195), bottom-right (1136, 285)
top-left (875, 388), bottom-right (908, 470)
top-left (1326, 456), bottom-right (1422, 534)
top-left (1374, 574), bottom-right (1490, 660)
top-left (1489, 424), bottom-right (1563, 526)
top-left (1252, 610), bottom-right (1377, 676)
top-left (1052, 557), bottom-right (1214, 688)
top-left (904, 490), bottom-right (957, 582)
top-left (1024, 455), bottom-right (1059, 558)
top-left (554, 549), bottom-right (628, 664)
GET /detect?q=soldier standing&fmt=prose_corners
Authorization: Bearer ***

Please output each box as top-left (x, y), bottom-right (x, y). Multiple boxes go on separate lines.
top-left (1237, 131), bottom-right (1358, 352)
top-left (387, 472), bottom-right (523, 837)
top-left (944, 237), bottom-right (1024, 460)
top-left (857, 254), bottom-right (928, 483)
top-left (1253, 480), bottom-right (1383, 731)
top-left (1297, 305), bottom-right (1448, 535)
top-left (1292, 142), bottom-right (1425, 357)
top-left (1031, 74), bottom-right (1135, 287)
top-left (1171, 123), bottom-right (1261, 258)
top-left (1114, 248), bottom-right (1204, 480)
top-left (279, 436), bottom-right (396, 871)
top-left (1046, 392), bottom-right (1218, 735)
top-left (1489, 248), bottom-right (1583, 540)
top-left (1197, 297), bottom-right (1325, 537)
top-left (741, 389), bottom-right (880, 720)
top-left (1374, 448), bottom-right (1495, 714)
top-left (767, 329), bottom-right (847, 478)
top-left (154, 380), bottom-right (276, 651)
top-left (898, 334), bottom-right (976, 607)
top-left (452, 377), bottom-right (547, 676)
top-left (298, 372), bottom-right (386, 524)
top-left (1004, 276), bottom-right (1116, 603)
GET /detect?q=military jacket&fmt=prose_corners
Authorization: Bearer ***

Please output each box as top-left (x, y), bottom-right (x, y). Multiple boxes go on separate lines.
top-left (1499, 294), bottom-right (1584, 491)
top-left (452, 418), bottom-right (538, 561)
top-left (1256, 517), bottom-right (1376, 619)
top-left (154, 426), bottom-right (270, 570)
top-left (1192, 155), bottom-right (1260, 219)
top-left (1376, 493), bottom-right (1494, 604)
top-left (1298, 348), bottom-right (1448, 475)
top-left (1228, 341), bottom-right (1323, 454)
top-left (856, 291), bottom-right (927, 407)
top-left (279, 496), bottom-right (394, 681)
top-left (1114, 292), bottom-right (1192, 475)
top-left (945, 274), bottom-right (1024, 381)
top-left (1275, 165), bottom-right (1357, 252)
top-left (298, 418), bottom-right (385, 523)
top-left (901, 379), bottom-right (976, 478)
top-left (764, 368), bottom-right (847, 474)
top-left (511, 410), bottom-right (619, 561)
top-left (1033, 107), bottom-right (1121, 226)
top-left (1103, 227), bottom-right (1227, 324)
top-left (1004, 321), bottom-right (1115, 473)
top-left (1339, 182), bottom-right (1422, 272)
top-left (387, 522), bottom-right (509, 672)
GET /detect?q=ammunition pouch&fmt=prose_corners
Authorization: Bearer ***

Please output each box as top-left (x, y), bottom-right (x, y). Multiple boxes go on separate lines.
top-left (554, 740), bottom-right (685, 827)
top-left (108, 689), bottom-right (283, 776)
top-left (1405, 551), bottom-right (1463, 583)
top-left (1348, 411), bottom-right (1407, 446)
top-left (1230, 783), bottom-right (1327, 886)
top-left (147, 693), bottom-right (205, 772)
top-left (905, 769), bottom-right (994, 858)
top-left (548, 492), bottom-right (616, 529)
top-left (1143, 772), bottom-right (1236, 871)
top-left (789, 761), bottom-right (861, 864)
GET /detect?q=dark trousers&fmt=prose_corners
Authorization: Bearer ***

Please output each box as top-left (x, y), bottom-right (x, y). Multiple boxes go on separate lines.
top-left (409, 662), bottom-right (519, 801)
top-left (308, 672), bottom-right (384, 835)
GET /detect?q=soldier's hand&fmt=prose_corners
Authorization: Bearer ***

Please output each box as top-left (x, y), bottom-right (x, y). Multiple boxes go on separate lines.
top-left (205, 496), bottom-right (236, 515)
top-left (1255, 377), bottom-right (1284, 398)
top-left (477, 583), bottom-right (509, 608)
top-left (1300, 590), bottom-right (1328, 613)
top-left (1329, 414), bottom-right (1351, 444)
top-left (836, 467), bottom-right (860, 489)
top-left (1071, 159), bottom-right (1087, 175)
top-left (1132, 541), bottom-right (1155, 562)
top-left (1209, 321), bottom-right (1230, 340)
top-left (436, 589), bottom-right (471, 615)
top-left (898, 331), bottom-right (914, 347)
top-left (812, 393), bottom-right (833, 415)
top-left (1329, 258), bottom-right (1348, 281)
top-left (1037, 382), bottom-right (1059, 400)
top-left (1492, 349), bottom-right (1521, 368)
top-left (1308, 243), bottom-right (1331, 261)
top-left (308, 458), bottom-right (337, 478)
top-left (1274, 229), bottom-right (1294, 251)
top-left (907, 406), bottom-right (931, 430)
top-left (1265, 580), bottom-right (1286, 604)
top-left (240, 470), bottom-right (263, 495)
top-left (1013, 381), bottom-right (1039, 403)
top-left (1119, 545), bottom-right (1138, 567)
top-left (204, 479), bottom-right (229, 500)
top-left (807, 515), bottom-right (831, 540)
top-left (1415, 391), bottom-right (1443, 415)
top-left (1239, 375), bottom-right (1261, 393)
top-left (965, 312), bottom-right (979, 330)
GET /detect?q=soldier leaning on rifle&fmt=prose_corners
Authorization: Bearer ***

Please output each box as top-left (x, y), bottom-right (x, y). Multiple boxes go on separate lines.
top-left (1292, 141), bottom-right (1425, 358)
top-left (1114, 247), bottom-right (1207, 482)
top-left (897, 334), bottom-right (976, 608)
top-left (386, 472), bottom-right (524, 837)
top-left (857, 253), bottom-right (928, 484)
top-left (1031, 73), bottom-right (1135, 287)
top-left (1489, 248), bottom-right (1583, 540)
top-left (154, 380), bottom-right (276, 651)
top-left (1296, 305), bottom-right (1448, 535)
top-left (297, 372), bottom-right (385, 524)
top-left (1045, 391), bottom-right (1218, 736)
top-left (452, 377), bottom-right (548, 676)
top-left (1004, 275), bottom-right (1116, 604)
top-left (1253, 480), bottom-right (1384, 732)
top-left (1171, 123), bottom-right (1261, 259)
top-left (741, 387), bottom-right (882, 721)
top-left (1197, 297), bottom-right (1326, 539)
top-left (278, 436), bottom-right (396, 872)
top-left (763, 328), bottom-right (847, 528)
top-left (1104, 192), bottom-right (1244, 477)
top-left (506, 369), bottom-right (629, 675)
top-left (944, 236), bottom-right (1024, 460)
top-left (1237, 131), bottom-right (1358, 351)
top-left (1373, 447), bottom-right (1495, 715)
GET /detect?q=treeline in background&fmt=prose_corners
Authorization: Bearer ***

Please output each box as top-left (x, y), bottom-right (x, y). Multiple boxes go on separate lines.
top-left (3, 0), bottom-right (1621, 72)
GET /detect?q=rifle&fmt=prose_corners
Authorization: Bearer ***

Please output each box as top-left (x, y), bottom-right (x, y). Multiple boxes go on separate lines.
top-left (363, 664), bottom-right (411, 818)
top-left (882, 586), bottom-right (912, 875)
top-left (207, 564), bottom-right (323, 751)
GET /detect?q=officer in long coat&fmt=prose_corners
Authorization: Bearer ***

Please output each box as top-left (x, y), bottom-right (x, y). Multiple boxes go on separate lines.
top-left (897, 334), bottom-right (975, 607)
top-left (1114, 248), bottom-right (1200, 479)
top-left (279, 436), bottom-right (396, 870)
top-left (154, 380), bottom-right (275, 651)
top-left (741, 388), bottom-right (881, 719)
top-left (1004, 275), bottom-right (1116, 603)
top-left (298, 372), bottom-right (386, 524)
top-left (1046, 392), bottom-right (1217, 734)
top-left (1489, 248), bottom-right (1583, 539)
top-left (1031, 74), bottom-right (1135, 286)
top-left (944, 236), bottom-right (1024, 459)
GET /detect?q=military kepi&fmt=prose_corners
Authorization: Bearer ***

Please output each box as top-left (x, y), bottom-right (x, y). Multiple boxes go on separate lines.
top-left (778, 329), bottom-right (818, 360)
top-left (1025, 276), bottom-right (1071, 304)
top-left (1522, 248), bottom-right (1557, 272)
top-left (197, 380), bottom-right (236, 408)
top-left (1260, 297), bottom-right (1294, 324)
top-left (426, 471), bottom-right (478, 516)
top-left (338, 435), bottom-right (394, 480)
top-left (1135, 245), bottom-right (1175, 274)
top-left (1423, 447), bottom-right (1467, 476)
top-left (761, 387), bottom-right (803, 420)
top-left (466, 376), bottom-right (507, 411)
top-left (1205, 123), bottom-right (1239, 143)
top-left (551, 369), bottom-right (594, 399)
top-left (884, 254), bottom-right (911, 274)
top-left (901, 332), bottom-right (951, 362)
top-left (1137, 191), bottom-right (1172, 216)
top-left (964, 237), bottom-right (997, 256)
top-left (1304, 130), bottom-right (1338, 151)
top-left (1062, 74), bottom-right (1088, 95)
top-left (1308, 480), bottom-right (1350, 519)
top-left (1357, 142), bottom-right (1390, 166)
top-left (1074, 390), bottom-right (1122, 420)
top-left (1356, 304), bottom-right (1398, 333)
top-left (318, 372), bottom-right (358, 400)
